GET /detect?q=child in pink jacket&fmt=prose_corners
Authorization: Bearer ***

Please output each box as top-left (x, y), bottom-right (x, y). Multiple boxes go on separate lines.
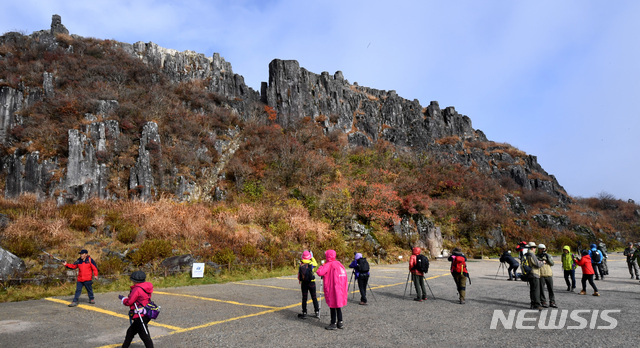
top-left (316, 249), bottom-right (348, 330)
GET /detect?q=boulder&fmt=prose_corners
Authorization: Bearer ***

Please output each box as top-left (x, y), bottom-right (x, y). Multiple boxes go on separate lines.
top-left (0, 246), bottom-right (26, 278)
top-left (160, 254), bottom-right (196, 272)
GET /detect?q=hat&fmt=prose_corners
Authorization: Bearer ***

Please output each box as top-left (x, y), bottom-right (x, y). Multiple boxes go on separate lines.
top-left (581, 250), bottom-right (589, 256)
top-left (130, 271), bottom-right (146, 282)
top-left (301, 250), bottom-right (312, 260)
top-left (354, 252), bottom-right (363, 260)
top-left (527, 242), bottom-right (537, 248)
top-left (563, 246), bottom-right (571, 252)
top-left (590, 244), bottom-right (597, 249)
top-left (79, 249), bottom-right (88, 254)
top-left (538, 244), bottom-right (546, 249)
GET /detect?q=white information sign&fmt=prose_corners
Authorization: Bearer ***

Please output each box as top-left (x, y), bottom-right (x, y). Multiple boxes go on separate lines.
top-left (192, 263), bottom-right (205, 278)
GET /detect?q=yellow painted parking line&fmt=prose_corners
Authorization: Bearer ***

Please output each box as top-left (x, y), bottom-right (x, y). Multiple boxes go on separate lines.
top-left (232, 282), bottom-right (300, 292)
top-left (154, 291), bottom-right (278, 309)
top-left (44, 297), bottom-right (183, 331)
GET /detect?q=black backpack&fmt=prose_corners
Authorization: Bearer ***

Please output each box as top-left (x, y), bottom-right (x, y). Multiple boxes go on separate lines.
top-left (591, 250), bottom-right (602, 263)
top-left (299, 263), bottom-right (314, 282)
top-left (356, 258), bottom-right (370, 273)
top-left (414, 254), bottom-right (430, 273)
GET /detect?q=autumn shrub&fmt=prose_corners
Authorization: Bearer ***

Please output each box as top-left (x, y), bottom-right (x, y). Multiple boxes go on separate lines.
top-left (59, 203), bottom-right (95, 231)
top-left (127, 239), bottom-right (173, 266)
top-left (1, 216), bottom-right (73, 252)
top-left (109, 217), bottom-right (138, 244)
top-left (99, 255), bottom-right (127, 276)
top-left (317, 182), bottom-right (352, 229)
top-left (350, 180), bottom-right (401, 225)
top-left (212, 247), bottom-right (236, 266)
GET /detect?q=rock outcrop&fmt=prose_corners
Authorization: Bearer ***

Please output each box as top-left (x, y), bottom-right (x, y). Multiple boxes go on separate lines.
top-left (0, 15), bottom-right (567, 204)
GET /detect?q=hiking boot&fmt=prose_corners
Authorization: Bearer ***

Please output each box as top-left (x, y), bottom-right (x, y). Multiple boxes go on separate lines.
top-left (325, 323), bottom-right (337, 330)
top-left (631, 275), bottom-right (634, 279)
top-left (507, 278), bottom-right (513, 281)
top-left (459, 299), bottom-right (465, 304)
top-left (579, 290), bottom-right (587, 295)
top-left (636, 276), bottom-right (639, 280)
top-left (68, 302), bottom-right (78, 307)
top-left (595, 277), bottom-right (599, 280)
top-left (89, 299), bottom-right (95, 304)
top-left (297, 312), bottom-right (307, 319)
top-left (567, 286), bottom-right (571, 291)
top-left (312, 311), bottom-right (319, 318)
top-left (337, 321), bottom-right (344, 329)
top-left (593, 292), bottom-right (600, 296)
top-left (413, 298), bottom-right (423, 302)
top-left (541, 302), bottom-right (548, 308)
top-left (422, 297), bottom-right (427, 301)
top-left (550, 302), bottom-right (557, 308)
top-left (359, 301), bottom-right (367, 305)
top-left (571, 288), bottom-right (576, 292)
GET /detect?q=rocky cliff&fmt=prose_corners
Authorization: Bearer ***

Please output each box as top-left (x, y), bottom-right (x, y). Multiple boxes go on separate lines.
top-left (0, 15), bottom-right (566, 205)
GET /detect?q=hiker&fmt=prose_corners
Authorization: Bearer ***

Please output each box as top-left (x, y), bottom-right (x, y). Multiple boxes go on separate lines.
top-left (119, 271), bottom-right (154, 348)
top-left (297, 250), bottom-right (320, 319)
top-left (499, 250), bottom-right (519, 280)
top-left (574, 250), bottom-right (599, 296)
top-left (597, 238), bottom-right (609, 276)
top-left (588, 244), bottom-right (604, 280)
top-left (448, 247), bottom-right (469, 304)
top-left (348, 252), bottom-right (370, 305)
top-left (523, 242), bottom-right (544, 310)
top-left (316, 249), bottom-right (348, 330)
top-left (623, 242), bottom-right (639, 280)
top-left (537, 244), bottom-right (556, 308)
top-left (409, 247), bottom-right (427, 302)
top-left (633, 243), bottom-right (640, 282)
top-left (515, 241), bottom-right (528, 262)
top-left (561, 245), bottom-right (576, 292)
top-left (63, 249), bottom-right (98, 307)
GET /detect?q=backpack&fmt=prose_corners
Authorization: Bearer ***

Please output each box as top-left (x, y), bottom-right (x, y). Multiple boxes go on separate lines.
top-left (141, 301), bottom-right (160, 320)
top-left (138, 287), bottom-right (160, 320)
top-left (591, 250), bottom-right (602, 263)
top-left (520, 256), bottom-right (533, 281)
top-left (451, 256), bottom-right (466, 274)
top-left (298, 262), bottom-right (314, 282)
top-left (414, 254), bottom-right (430, 273)
top-left (356, 258), bottom-right (370, 274)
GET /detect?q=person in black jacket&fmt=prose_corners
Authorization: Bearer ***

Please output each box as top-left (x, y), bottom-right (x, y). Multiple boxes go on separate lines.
top-left (499, 250), bottom-right (520, 281)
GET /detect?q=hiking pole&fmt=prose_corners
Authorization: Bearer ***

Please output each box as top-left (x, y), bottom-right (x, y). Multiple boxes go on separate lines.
top-left (349, 271), bottom-right (356, 299)
top-left (133, 303), bottom-right (149, 336)
top-left (42, 249), bottom-right (64, 262)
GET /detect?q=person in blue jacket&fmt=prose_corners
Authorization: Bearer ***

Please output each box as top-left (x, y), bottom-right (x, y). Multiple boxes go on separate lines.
top-left (588, 244), bottom-right (604, 280)
top-left (348, 252), bottom-right (370, 305)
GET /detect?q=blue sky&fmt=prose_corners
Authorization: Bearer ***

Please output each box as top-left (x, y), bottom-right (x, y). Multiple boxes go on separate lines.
top-left (2, 1), bottom-right (639, 202)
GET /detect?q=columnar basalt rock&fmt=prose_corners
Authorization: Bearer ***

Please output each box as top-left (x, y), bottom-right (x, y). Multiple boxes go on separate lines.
top-left (129, 122), bottom-right (161, 201)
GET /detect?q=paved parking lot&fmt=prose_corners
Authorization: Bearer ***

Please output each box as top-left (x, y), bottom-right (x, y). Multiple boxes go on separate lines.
top-left (1, 255), bottom-right (639, 347)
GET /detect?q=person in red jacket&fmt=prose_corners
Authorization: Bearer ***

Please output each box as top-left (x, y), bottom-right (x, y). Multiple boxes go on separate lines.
top-left (409, 247), bottom-right (427, 302)
top-left (119, 271), bottom-right (154, 348)
top-left (63, 249), bottom-right (98, 307)
top-left (574, 250), bottom-right (599, 296)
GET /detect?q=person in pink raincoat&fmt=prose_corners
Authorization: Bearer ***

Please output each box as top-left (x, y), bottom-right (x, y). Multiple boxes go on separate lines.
top-left (316, 249), bottom-right (348, 330)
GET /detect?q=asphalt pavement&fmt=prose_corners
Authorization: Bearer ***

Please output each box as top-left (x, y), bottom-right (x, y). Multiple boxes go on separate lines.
top-left (1, 254), bottom-right (639, 347)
